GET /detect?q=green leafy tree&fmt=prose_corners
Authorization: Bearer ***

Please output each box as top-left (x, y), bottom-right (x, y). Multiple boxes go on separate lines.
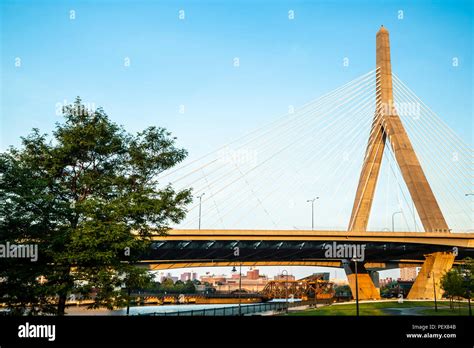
top-left (146, 281), bottom-right (161, 293)
top-left (173, 280), bottom-right (185, 293)
top-left (443, 269), bottom-right (464, 310)
top-left (380, 280), bottom-right (398, 298)
top-left (184, 280), bottom-right (196, 293)
top-left (160, 278), bottom-right (175, 293)
top-left (460, 257), bottom-right (474, 295)
top-left (441, 258), bottom-right (474, 309)
top-left (441, 269), bottom-right (464, 299)
top-left (334, 285), bottom-right (351, 297)
top-left (0, 98), bottom-right (192, 315)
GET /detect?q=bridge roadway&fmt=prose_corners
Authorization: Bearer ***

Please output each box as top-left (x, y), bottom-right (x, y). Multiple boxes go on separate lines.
top-left (141, 229), bottom-right (474, 271)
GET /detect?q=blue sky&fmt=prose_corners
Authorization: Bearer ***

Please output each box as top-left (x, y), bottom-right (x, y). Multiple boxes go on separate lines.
top-left (1, 0), bottom-right (472, 279)
top-left (1, 0), bottom-right (472, 151)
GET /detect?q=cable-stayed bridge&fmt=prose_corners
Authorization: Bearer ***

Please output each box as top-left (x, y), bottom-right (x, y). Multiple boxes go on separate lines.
top-left (143, 27), bottom-right (474, 300)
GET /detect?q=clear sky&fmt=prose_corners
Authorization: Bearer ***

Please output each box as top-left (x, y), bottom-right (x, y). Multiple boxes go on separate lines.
top-left (1, 0), bottom-right (472, 280)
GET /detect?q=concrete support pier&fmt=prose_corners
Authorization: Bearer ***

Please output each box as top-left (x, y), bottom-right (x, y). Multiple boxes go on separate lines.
top-left (407, 252), bottom-right (455, 299)
top-left (343, 261), bottom-right (381, 300)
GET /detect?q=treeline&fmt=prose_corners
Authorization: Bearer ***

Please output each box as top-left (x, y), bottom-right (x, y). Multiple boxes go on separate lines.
top-left (136, 279), bottom-right (200, 294)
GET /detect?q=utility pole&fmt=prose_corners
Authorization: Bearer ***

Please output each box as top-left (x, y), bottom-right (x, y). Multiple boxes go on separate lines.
top-left (197, 193), bottom-right (205, 230)
top-left (432, 271), bottom-right (438, 312)
top-left (354, 259), bottom-right (359, 316)
top-left (239, 263), bottom-right (242, 316)
top-left (282, 270), bottom-right (289, 314)
top-left (392, 211), bottom-right (402, 232)
top-left (306, 197), bottom-right (319, 230)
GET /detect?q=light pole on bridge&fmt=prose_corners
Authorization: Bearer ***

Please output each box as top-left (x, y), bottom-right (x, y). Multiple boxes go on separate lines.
top-left (307, 197), bottom-right (319, 230)
top-left (391, 211), bottom-right (402, 232)
top-left (197, 193), bottom-right (205, 230)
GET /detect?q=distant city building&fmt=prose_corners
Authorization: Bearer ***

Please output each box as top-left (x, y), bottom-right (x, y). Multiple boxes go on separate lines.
top-left (329, 278), bottom-right (349, 286)
top-left (159, 272), bottom-right (178, 283)
top-left (400, 267), bottom-right (418, 281)
top-left (180, 272), bottom-right (198, 282)
top-left (379, 277), bottom-right (394, 287)
top-left (310, 272), bottom-right (330, 281)
top-left (225, 268), bottom-right (269, 292)
top-left (199, 268), bottom-right (271, 292)
top-left (200, 274), bottom-right (227, 286)
top-left (274, 274), bottom-right (296, 281)
top-left (246, 268), bottom-right (260, 280)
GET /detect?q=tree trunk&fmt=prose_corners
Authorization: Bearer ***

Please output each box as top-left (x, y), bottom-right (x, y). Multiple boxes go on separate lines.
top-left (57, 293), bottom-right (67, 316)
top-left (57, 266), bottom-right (72, 316)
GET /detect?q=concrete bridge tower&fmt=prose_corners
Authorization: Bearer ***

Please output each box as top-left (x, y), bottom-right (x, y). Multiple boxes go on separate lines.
top-left (348, 26), bottom-right (449, 234)
top-left (345, 26), bottom-right (454, 300)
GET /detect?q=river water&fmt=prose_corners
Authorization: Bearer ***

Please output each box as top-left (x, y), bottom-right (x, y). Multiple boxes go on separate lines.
top-left (66, 303), bottom-right (253, 316)
top-left (66, 299), bottom-right (301, 316)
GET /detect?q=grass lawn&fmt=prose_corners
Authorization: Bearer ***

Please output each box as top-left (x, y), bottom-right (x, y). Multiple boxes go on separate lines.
top-left (418, 304), bottom-right (471, 316)
top-left (287, 300), bottom-right (471, 316)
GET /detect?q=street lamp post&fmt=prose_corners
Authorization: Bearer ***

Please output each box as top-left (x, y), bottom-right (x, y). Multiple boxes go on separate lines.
top-left (239, 263), bottom-right (242, 316)
top-left (392, 211), bottom-right (402, 232)
top-left (354, 259), bottom-right (360, 317)
top-left (428, 271), bottom-right (438, 312)
top-left (231, 265), bottom-right (242, 316)
top-left (197, 193), bottom-right (205, 230)
top-left (306, 197), bottom-right (319, 230)
top-left (282, 270), bottom-right (289, 314)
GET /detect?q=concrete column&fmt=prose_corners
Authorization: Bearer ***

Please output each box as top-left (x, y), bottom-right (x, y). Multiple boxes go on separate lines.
top-left (369, 270), bottom-right (380, 288)
top-left (407, 252), bottom-right (455, 299)
top-left (343, 261), bottom-right (381, 300)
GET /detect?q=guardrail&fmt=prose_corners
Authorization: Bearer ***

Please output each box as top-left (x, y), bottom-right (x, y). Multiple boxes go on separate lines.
top-left (129, 292), bottom-right (264, 299)
top-left (140, 299), bottom-right (318, 316)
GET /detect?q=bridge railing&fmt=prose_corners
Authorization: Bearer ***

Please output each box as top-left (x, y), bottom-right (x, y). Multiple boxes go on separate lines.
top-left (140, 299), bottom-right (318, 316)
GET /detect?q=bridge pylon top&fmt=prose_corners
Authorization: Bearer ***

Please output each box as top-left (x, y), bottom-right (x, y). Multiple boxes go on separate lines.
top-left (348, 27), bottom-right (449, 233)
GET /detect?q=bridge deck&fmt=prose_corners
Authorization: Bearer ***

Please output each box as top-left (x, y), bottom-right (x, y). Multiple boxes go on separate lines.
top-left (152, 229), bottom-right (474, 248)
top-left (140, 229), bottom-right (474, 270)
